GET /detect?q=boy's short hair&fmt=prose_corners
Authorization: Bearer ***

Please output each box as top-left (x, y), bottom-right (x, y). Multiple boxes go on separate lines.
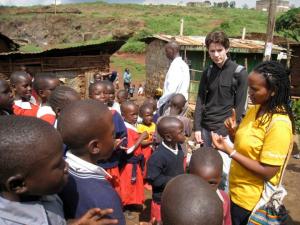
top-left (33, 74), bottom-right (57, 91)
top-left (10, 71), bottom-right (31, 85)
top-left (0, 116), bottom-right (61, 185)
top-left (57, 99), bottom-right (111, 152)
top-left (48, 85), bottom-right (80, 112)
top-left (157, 116), bottom-right (183, 140)
top-left (161, 174), bottom-right (223, 225)
top-left (139, 103), bottom-right (153, 116)
top-left (205, 31), bottom-right (230, 49)
top-left (88, 81), bottom-right (106, 95)
top-left (189, 147), bottom-right (223, 176)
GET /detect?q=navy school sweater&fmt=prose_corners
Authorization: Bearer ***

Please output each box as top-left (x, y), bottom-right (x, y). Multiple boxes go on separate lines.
top-left (146, 143), bottom-right (185, 203)
top-left (59, 167), bottom-right (125, 225)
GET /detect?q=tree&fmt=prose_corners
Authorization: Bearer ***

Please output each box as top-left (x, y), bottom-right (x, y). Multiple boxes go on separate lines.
top-left (223, 1), bottom-right (229, 8)
top-left (229, 1), bottom-right (236, 8)
top-left (242, 3), bottom-right (248, 9)
top-left (275, 7), bottom-right (300, 42)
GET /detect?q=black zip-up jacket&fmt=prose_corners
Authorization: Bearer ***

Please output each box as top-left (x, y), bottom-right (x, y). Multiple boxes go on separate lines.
top-left (194, 59), bottom-right (248, 135)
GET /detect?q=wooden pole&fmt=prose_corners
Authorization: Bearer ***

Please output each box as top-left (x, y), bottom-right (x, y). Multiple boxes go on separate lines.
top-left (54, 0), bottom-right (57, 15)
top-left (263, 0), bottom-right (277, 61)
top-left (180, 18), bottom-right (184, 36)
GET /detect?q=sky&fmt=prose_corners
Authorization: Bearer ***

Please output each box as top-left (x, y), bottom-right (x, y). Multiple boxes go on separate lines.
top-left (0, 0), bottom-right (299, 8)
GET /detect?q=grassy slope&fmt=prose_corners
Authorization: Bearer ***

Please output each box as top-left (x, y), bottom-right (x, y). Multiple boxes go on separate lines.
top-left (0, 2), bottom-right (270, 53)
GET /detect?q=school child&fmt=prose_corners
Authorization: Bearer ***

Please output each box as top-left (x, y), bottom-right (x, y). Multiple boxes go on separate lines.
top-left (89, 81), bottom-right (127, 196)
top-left (0, 79), bottom-right (14, 115)
top-left (129, 84), bottom-right (135, 98)
top-left (143, 97), bottom-right (159, 123)
top-left (189, 148), bottom-right (231, 225)
top-left (48, 85), bottom-right (81, 127)
top-left (161, 174), bottom-right (224, 225)
top-left (120, 101), bottom-right (148, 208)
top-left (57, 100), bottom-right (125, 225)
top-left (105, 80), bottom-right (121, 114)
top-left (138, 83), bottom-right (144, 96)
top-left (116, 89), bottom-right (128, 105)
top-left (146, 116), bottom-right (186, 224)
top-left (0, 116), bottom-right (119, 225)
top-left (10, 71), bottom-right (39, 117)
top-left (33, 75), bottom-right (60, 125)
top-left (137, 104), bottom-right (156, 183)
top-left (164, 94), bottom-right (192, 166)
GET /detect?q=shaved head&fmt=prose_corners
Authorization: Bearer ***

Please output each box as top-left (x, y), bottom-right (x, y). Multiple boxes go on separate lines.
top-left (161, 174), bottom-right (223, 225)
top-left (157, 116), bottom-right (183, 139)
top-left (57, 99), bottom-right (112, 154)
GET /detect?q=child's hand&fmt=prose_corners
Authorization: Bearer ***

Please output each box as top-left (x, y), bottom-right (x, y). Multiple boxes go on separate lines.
top-left (114, 137), bottom-right (126, 149)
top-left (141, 131), bottom-right (149, 140)
top-left (70, 208), bottom-right (118, 225)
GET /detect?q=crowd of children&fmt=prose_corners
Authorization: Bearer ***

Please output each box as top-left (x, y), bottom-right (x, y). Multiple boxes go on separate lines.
top-left (0, 70), bottom-right (227, 225)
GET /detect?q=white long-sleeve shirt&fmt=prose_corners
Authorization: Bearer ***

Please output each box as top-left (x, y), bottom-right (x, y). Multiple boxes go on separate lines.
top-left (157, 56), bottom-right (190, 108)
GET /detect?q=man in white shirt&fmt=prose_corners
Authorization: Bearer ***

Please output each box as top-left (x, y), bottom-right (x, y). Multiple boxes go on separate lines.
top-left (157, 41), bottom-right (190, 113)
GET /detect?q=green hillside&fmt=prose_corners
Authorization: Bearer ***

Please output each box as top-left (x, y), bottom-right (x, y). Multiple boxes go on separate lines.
top-left (0, 2), bottom-right (271, 53)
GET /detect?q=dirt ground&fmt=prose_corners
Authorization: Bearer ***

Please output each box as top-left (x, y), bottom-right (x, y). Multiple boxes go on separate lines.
top-left (112, 53), bottom-right (300, 225)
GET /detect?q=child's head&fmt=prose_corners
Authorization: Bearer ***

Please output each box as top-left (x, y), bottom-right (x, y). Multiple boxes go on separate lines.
top-left (121, 101), bottom-right (138, 125)
top-left (57, 100), bottom-right (114, 162)
top-left (143, 97), bottom-right (157, 112)
top-left (139, 103), bottom-right (154, 126)
top-left (33, 75), bottom-right (60, 103)
top-left (169, 93), bottom-right (186, 115)
top-left (161, 174), bottom-right (223, 225)
top-left (0, 116), bottom-right (68, 198)
top-left (157, 116), bottom-right (185, 145)
top-left (89, 81), bottom-right (108, 104)
top-left (116, 89), bottom-right (128, 104)
top-left (104, 80), bottom-right (115, 107)
top-left (189, 148), bottom-right (223, 190)
top-left (48, 85), bottom-right (80, 117)
top-left (0, 79), bottom-right (14, 112)
top-left (10, 71), bottom-right (32, 101)
top-left (93, 73), bottom-right (102, 83)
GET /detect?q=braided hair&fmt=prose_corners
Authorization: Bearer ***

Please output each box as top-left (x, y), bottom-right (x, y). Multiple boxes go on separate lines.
top-left (253, 61), bottom-right (295, 133)
top-left (48, 86), bottom-right (80, 115)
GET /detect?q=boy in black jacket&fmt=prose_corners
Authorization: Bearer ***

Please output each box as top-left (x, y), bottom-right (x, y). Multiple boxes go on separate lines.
top-left (146, 116), bottom-right (185, 225)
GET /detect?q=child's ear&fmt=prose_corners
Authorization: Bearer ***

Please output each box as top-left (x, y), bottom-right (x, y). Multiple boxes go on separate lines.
top-left (164, 132), bottom-right (173, 142)
top-left (5, 175), bottom-right (28, 194)
top-left (88, 139), bottom-right (101, 155)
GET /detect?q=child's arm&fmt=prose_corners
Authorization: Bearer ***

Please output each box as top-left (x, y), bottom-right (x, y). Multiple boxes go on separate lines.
top-left (147, 154), bottom-right (172, 188)
top-left (68, 208), bottom-right (118, 225)
top-left (141, 139), bottom-right (154, 147)
top-left (126, 131), bottom-right (148, 154)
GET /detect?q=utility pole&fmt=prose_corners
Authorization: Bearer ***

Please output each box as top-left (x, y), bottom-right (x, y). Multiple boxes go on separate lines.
top-left (54, 0), bottom-right (57, 15)
top-left (263, 0), bottom-right (277, 61)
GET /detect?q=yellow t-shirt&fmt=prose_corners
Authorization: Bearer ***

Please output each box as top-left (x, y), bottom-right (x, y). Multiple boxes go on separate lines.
top-left (137, 122), bottom-right (156, 141)
top-left (230, 105), bottom-right (292, 211)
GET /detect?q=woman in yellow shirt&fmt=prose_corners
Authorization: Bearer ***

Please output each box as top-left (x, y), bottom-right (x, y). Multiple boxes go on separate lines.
top-left (212, 61), bottom-right (295, 225)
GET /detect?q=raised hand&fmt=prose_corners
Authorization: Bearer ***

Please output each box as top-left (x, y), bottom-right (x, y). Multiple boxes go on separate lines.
top-left (194, 131), bottom-right (204, 144)
top-left (224, 108), bottom-right (237, 139)
top-left (211, 132), bottom-right (230, 154)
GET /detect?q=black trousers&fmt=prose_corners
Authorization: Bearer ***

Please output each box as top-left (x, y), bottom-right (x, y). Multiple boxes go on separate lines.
top-left (231, 201), bottom-right (251, 225)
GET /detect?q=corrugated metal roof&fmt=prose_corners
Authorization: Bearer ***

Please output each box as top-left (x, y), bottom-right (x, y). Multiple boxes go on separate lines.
top-left (151, 34), bottom-right (286, 53)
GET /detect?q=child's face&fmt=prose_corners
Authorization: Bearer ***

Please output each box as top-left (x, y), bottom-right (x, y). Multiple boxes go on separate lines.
top-left (14, 76), bottom-right (32, 101)
top-left (94, 74), bottom-right (102, 82)
top-left (0, 81), bottom-right (14, 110)
top-left (89, 85), bottom-right (108, 103)
top-left (123, 105), bottom-right (138, 124)
top-left (40, 79), bottom-right (60, 100)
top-left (25, 136), bottom-right (68, 195)
top-left (141, 107), bottom-right (153, 126)
top-left (169, 122), bottom-right (185, 144)
top-left (117, 93), bottom-right (128, 104)
top-left (106, 86), bottom-right (115, 104)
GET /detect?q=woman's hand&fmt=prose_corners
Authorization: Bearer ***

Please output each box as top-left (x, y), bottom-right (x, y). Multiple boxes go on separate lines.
top-left (194, 131), bottom-right (203, 144)
top-left (211, 132), bottom-right (233, 155)
top-left (224, 109), bottom-right (237, 140)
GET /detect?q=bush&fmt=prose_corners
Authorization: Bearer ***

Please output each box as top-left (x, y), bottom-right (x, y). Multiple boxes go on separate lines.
top-left (292, 99), bottom-right (300, 134)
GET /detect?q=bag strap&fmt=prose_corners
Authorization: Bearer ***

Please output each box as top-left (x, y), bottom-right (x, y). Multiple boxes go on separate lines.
top-left (266, 117), bottom-right (293, 187)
